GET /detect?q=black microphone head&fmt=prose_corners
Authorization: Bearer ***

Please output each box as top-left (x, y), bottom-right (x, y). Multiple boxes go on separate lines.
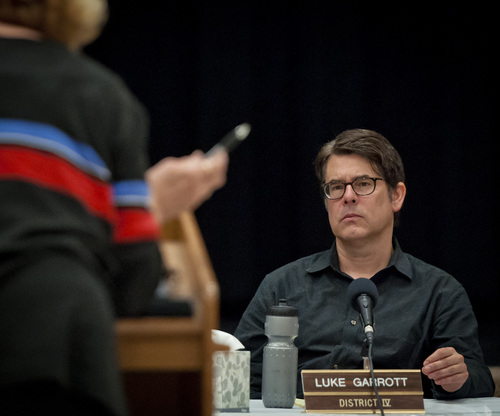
top-left (347, 278), bottom-right (379, 310)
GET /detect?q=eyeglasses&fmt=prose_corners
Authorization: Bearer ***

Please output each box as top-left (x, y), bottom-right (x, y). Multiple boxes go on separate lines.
top-left (323, 176), bottom-right (384, 200)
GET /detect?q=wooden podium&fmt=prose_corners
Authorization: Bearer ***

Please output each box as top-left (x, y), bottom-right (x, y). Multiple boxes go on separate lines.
top-left (116, 212), bottom-right (227, 416)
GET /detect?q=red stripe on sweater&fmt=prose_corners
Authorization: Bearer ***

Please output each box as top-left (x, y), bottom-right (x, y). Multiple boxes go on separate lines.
top-left (0, 145), bottom-right (115, 223)
top-left (113, 208), bottom-right (160, 244)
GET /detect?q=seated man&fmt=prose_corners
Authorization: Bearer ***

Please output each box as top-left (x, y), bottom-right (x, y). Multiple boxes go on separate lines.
top-left (234, 129), bottom-right (495, 400)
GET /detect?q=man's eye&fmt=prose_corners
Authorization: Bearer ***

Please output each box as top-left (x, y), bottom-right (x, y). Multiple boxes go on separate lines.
top-left (330, 184), bottom-right (344, 192)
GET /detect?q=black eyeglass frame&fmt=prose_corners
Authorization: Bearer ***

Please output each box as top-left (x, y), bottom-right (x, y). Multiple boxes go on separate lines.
top-left (322, 176), bottom-right (384, 200)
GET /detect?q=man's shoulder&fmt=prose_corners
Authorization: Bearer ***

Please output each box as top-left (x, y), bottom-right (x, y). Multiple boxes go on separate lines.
top-left (266, 249), bottom-right (331, 281)
top-left (402, 251), bottom-right (462, 288)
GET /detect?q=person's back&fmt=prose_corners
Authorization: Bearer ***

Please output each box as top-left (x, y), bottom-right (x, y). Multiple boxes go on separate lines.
top-left (0, 2), bottom-right (162, 414)
top-left (0, 37), bottom-right (155, 269)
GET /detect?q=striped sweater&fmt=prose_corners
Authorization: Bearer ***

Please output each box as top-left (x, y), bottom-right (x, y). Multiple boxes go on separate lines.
top-left (0, 37), bottom-right (162, 316)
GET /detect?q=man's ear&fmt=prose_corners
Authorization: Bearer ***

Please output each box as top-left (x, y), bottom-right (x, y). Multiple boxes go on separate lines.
top-left (391, 182), bottom-right (406, 213)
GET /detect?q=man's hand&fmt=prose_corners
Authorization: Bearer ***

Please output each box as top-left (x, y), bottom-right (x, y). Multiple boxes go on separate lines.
top-left (422, 347), bottom-right (469, 393)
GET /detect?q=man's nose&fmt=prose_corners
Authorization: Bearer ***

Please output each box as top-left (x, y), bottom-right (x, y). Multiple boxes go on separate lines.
top-left (343, 183), bottom-right (357, 203)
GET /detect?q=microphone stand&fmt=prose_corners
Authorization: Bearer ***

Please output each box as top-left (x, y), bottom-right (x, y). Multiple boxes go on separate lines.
top-left (364, 338), bottom-right (385, 416)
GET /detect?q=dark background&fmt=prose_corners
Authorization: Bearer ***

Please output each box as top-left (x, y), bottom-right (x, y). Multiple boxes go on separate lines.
top-left (86, 1), bottom-right (498, 365)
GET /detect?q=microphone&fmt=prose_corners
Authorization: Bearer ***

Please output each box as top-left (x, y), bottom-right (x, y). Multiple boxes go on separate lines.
top-left (347, 278), bottom-right (385, 416)
top-left (347, 278), bottom-right (379, 344)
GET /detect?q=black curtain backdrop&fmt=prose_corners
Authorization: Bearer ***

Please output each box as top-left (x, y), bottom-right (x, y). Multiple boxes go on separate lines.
top-left (86, 1), bottom-right (498, 364)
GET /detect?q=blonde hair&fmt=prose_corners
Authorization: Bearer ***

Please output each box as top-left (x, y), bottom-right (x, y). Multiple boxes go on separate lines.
top-left (0, 0), bottom-right (108, 49)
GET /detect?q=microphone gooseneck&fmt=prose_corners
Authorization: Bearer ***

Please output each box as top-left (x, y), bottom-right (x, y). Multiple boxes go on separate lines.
top-left (347, 278), bottom-right (384, 416)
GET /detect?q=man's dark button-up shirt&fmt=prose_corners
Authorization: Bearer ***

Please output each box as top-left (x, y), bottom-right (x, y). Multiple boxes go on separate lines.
top-left (234, 239), bottom-right (495, 399)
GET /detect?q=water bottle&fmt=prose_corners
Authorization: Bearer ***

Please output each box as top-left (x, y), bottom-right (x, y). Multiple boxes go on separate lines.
top-left (262, 299), bottom-right (299, 408)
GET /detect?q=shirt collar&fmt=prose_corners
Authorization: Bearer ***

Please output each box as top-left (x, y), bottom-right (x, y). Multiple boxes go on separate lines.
top-left (306, 237), bottom-right (413, 280)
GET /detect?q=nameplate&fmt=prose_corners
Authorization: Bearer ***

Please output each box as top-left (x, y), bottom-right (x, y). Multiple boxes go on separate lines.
top-left (301, 369), bottom-right (424, 414)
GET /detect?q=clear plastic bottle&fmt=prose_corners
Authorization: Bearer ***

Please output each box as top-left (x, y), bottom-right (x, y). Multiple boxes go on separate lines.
top-left (262, 299), bottom-right (299, 408)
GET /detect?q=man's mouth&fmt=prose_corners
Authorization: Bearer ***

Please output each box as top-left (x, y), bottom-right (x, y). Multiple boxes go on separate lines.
top-left (342, 213), bottom-right (361, 221)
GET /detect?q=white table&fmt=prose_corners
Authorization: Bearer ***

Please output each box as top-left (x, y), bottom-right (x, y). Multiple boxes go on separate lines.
top-left (214, 397), bottom-right (500, 415)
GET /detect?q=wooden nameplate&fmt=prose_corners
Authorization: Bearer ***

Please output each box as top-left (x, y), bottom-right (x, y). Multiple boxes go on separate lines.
top-left (301, 369), bottom-right (424, 414)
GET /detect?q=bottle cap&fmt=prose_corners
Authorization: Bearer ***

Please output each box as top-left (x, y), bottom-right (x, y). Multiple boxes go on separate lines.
top-left (267, 299), bottom-right (298, 317)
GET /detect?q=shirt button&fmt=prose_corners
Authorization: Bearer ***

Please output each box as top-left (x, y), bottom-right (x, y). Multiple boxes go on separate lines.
top-left (351, 320), bottom-right (357, 326)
